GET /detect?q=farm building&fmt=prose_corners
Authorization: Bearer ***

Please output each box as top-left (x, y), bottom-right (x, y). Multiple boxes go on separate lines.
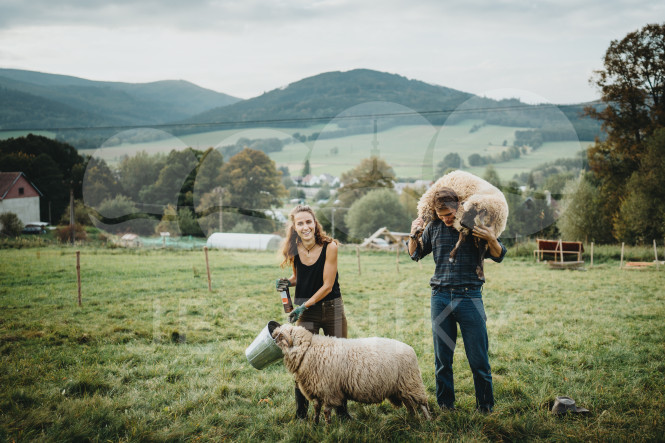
top-left (0, 172), bottom-right (42, 225)
top-left (207, 233), bottom-right (283, 250)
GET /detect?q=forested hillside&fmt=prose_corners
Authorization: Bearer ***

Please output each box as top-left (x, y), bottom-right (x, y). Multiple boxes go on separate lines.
top-left (0, 69), bottom-right (240, 128)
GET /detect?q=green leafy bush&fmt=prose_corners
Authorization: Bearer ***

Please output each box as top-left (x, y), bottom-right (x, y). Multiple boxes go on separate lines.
top-left (0, 212), bottom-right (23, 237)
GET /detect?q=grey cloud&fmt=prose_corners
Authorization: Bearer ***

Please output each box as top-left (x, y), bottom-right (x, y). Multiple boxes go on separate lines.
top-left (0, 0), bottom-right (352, 31)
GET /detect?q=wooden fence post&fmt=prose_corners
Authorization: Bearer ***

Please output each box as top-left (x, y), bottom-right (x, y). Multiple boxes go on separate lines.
top-left (620, 242), bottom-right (625, 269)
top-left (76, 250), bottom-right (81, 306)
top-left (395, 247), bottom-right (400, 274)
top-left (654, 239), bottom-right (660, 270)
top-left (590, 242), bottom-right (594, 268)
top-left (356, 245), bottom-right (361, 276)
top-left (558, 239), bottom-right (563, 263)
top-left (204, 246), bottom-right (212, 292)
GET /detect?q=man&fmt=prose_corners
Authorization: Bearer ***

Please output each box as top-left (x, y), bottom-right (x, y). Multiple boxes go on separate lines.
top-left (408, 188), bottom-right (506, 413)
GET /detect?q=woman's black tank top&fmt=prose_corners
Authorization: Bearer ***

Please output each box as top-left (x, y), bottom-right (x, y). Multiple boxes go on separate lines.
top-left (294, 242), bottom-right (341, 305)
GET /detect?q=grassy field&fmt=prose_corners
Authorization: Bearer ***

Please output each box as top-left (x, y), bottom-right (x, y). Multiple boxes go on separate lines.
top-left (76, 122), bottom-right (586, 181)
top-left (1, 246), bottom-right (663, 442)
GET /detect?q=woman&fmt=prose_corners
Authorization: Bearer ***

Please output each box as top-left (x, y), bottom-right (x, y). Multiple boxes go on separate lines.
top-left (277, 204), bottom-right (350, 420)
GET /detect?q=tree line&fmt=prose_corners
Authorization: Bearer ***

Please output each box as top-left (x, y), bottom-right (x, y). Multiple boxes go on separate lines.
top-left (559, 22), bottom-right (665, 244)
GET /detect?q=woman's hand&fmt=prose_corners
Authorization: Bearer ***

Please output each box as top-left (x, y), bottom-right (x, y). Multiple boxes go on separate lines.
top-left (276, 278), bottom-right (290, 292)
top-left (288, 305), bottom-right (307, 323)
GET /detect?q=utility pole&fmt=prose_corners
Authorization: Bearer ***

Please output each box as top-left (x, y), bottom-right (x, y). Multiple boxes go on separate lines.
top-left (370, 119), bottom-right (380, 157)
top-left (215, 187), bottom-right (224, 232)
top-left (69, 181), bottom-right (75, 244)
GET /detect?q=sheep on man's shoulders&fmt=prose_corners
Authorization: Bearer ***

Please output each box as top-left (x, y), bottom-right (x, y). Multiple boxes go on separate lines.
top-left (415, 170), bottom-right (509, 278)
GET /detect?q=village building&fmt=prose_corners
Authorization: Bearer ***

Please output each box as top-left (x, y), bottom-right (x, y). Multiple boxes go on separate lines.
top-left (0, 172), bottom-right (42, 225)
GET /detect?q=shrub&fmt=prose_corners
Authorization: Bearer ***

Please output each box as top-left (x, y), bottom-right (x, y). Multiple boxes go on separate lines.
top-left (0, 212), bottom-right (24, 237)
top-left (55, 224), bottom-right (87, 243)
top-left (345, 189), bottom-right (410, 241)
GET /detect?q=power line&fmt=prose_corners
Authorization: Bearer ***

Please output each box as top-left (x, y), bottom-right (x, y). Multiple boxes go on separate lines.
top-left (3, 103), bottom-right (585, 133)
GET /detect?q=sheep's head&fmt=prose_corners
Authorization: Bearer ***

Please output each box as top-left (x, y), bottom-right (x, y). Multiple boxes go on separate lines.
top-left (272, 324), bottom-right (313, 373)
top-left (456, 201), bottom-right (489, 234)
top-left (272, 324), bottom-right (311, 353)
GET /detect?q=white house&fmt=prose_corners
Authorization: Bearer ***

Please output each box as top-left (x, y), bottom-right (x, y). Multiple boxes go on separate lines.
top-left (393, 180), bottom-right (432, 194)
top-left (0, 172), bottom-right (42, 224)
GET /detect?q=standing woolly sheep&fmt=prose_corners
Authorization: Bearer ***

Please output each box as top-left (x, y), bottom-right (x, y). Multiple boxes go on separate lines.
top-left (272, 324), bottom-right (432, 423)
top-left (415, 170), bottom-right (508, 279)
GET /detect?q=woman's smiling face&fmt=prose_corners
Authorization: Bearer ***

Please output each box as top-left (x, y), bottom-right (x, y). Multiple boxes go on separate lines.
top-left (294, 211), bottom-right (316, 241)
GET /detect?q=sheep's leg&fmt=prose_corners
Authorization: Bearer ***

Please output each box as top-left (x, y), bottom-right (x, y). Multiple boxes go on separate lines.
top-left (335, 399), bottom-right (352, 421)
top-left (476, 239), bottom-right (487, 280)
top-left (313, 400), bottom-right (322, 424)
top-left (449, 231), bottom-right (466, 263)
top-left (421, 404), bottom-right (432, 420)
top-left (323, 406), bottom-right (333, 424)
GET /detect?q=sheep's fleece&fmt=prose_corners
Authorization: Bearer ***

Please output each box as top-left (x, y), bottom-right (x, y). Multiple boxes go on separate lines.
top-left (416, 170), bottom-right (508, 237)
top-left (272, 324), bottom-right (431, 423)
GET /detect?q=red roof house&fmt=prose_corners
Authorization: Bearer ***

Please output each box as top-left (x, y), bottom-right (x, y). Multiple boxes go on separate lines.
top-left (0, 172), bottom-right (43, 225)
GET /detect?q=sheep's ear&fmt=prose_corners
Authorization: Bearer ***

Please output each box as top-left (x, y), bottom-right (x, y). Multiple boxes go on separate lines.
top-left (477, 208), bottom-right (488, 226)
top-left (275, 331), bottom-right (292, 348)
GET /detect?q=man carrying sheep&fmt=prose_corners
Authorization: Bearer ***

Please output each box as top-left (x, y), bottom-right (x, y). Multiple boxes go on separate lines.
top-left (408, 187), bottom-right (506, 413)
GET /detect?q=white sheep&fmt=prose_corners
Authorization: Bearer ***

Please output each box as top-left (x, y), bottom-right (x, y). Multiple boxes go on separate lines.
top-left (415, 170), bottom-right (508, 278)
top-left (272, 324), bottom-right (432, 423)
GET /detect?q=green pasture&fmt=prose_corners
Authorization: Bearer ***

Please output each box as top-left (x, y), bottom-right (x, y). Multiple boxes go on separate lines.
top-left (77, 126), bottom-right (329, 166)
top-left (1, 247), bottom-right (663, 442)
top-left (253, 122), bottom-right (585, 180)
top-left (76, 122), bottom-right (586, 181)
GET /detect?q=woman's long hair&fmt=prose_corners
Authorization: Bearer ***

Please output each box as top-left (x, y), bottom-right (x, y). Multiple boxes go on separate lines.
top-left (280, 205), bottom-right (335, 268)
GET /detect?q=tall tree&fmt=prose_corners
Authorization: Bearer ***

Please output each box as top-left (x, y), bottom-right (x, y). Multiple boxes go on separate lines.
top-left (138, 148), bottom-right (199, 213)
top-left (585, 23), bottom-right (665, 241)
top-left (117, 151), bottom-right (166, 203)
top-left (614, 128), bottom-right (665, 243)
top-left (0, 134), bottom-right (84, 221)
top-left (336, 157), bottom-right (397, 209)
top-left (218, 147), bottom-right (287, 215)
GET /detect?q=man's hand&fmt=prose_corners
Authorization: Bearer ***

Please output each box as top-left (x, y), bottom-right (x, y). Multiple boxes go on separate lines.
top-left (472, 225), bottom-right (503, 258)
top-left (471, 225), bottom-right (496, 242)
top-left (276, 278), bottom-right (290, 292)
top-left (410, 217), bottom-right (424, 236)
top-left (288, 305), bottom-right (307, 323)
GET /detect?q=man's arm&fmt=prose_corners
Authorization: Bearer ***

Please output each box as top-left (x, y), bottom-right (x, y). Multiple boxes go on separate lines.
top-left (472, 225), bottom-right (505, 260)
top-left (408, 217), bottom-right (424, 257)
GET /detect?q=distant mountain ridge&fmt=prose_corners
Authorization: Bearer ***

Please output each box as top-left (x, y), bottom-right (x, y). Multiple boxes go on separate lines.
top-left (0, 68), bottom-right (602, 147)
top-left (186, 69), bottom-right (475, 126)
top-left (182, 68), bottom-right (602, 141)
top-left (0, 68), bottom-right (241, 129)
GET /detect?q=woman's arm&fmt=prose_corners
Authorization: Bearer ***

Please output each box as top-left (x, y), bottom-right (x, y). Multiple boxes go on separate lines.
top-left (288, 265), bottom-right (297, 286)
top-left (302, 242), bottom-right (338, 308)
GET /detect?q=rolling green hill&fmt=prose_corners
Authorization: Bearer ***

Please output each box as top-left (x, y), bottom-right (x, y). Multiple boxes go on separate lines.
top-left (0, 68), bottom-right (603, 161)
top-left (183, 69), bottom-right (602, 143)
top-left (0, 68), bottom-right (241, 129)
top-left (186, 69), bottom-right (474, 127)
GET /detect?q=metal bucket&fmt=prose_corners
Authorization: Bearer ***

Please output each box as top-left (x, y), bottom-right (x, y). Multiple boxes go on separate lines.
top-left (245, 320), bottom-right (283, 369)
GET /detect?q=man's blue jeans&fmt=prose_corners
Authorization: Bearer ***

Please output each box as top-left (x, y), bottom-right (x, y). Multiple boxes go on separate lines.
top-left (431, 286), bottom-right (494, 410)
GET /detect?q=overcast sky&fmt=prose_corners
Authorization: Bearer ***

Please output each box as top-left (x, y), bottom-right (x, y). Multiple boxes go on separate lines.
top-left (0, 0), bottom-right (662, 104)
